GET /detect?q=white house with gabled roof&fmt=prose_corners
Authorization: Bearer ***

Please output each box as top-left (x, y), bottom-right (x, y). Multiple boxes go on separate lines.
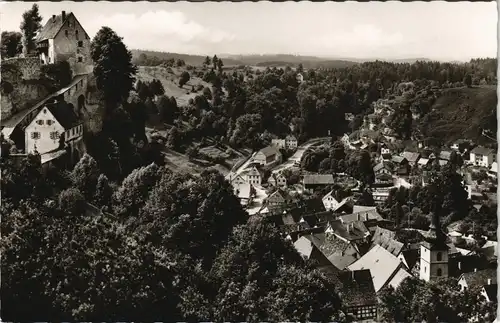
top-left (25, 102), bottom-right (83, 156)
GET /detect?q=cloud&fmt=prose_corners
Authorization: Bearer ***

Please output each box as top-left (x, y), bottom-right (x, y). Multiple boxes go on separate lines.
top-left (86, 10), bottom-right (235, 51)
top-left (313, 24), bottom-right (405, 57)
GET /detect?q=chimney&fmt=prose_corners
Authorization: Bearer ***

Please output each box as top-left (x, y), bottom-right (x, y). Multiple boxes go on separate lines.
top-left (62, 11), bottom-right (66, 20)
top-left (488, 278), bottom-right (492, 285)
top-left (52, 14), bottom-right (56, 21)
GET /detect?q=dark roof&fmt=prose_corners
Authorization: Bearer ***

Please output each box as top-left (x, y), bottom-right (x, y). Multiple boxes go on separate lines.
top-left (337, 269), bottom-right (378, 308)
top-left (461, 268), bottom-right (497, 287)
top-left (340, 209), bottom-right (383, 224)
top-left (331, 197), bottom-right (354, 213)
top-left (483, 284), bottom-right (497, 302)
top-left (317, 234), bottom-right (358, 270)
top-left (372, 236), bottom-right (404, 257)
top-left (471, 146), bottom-right (494, 155)
top-left (391, 155), bottom-right (407, 164)
top-left (258, 145), bottom-right (280, 157)
top-left (328, 219), bottom-right (370, 241)
top-left (401, 249), bottom-right (419, 270)
top-left (45, 102), bottom-right (82, 129)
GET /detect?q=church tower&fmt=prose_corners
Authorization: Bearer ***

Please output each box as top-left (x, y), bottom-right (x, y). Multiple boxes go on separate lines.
top-left (419, 211), bottom-right (449, 282)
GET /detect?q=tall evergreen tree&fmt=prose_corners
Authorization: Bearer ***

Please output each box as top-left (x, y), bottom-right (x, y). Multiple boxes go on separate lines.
top-left (20, 4), bottom-right (42, 55)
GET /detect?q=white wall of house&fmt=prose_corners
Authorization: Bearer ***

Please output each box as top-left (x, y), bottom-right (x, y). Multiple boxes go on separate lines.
top-left (323, 196), bottom-right (339, 211)
top-left (25, 107), bottom-right (64, 155)
top-left (458, 277), bottom-right (468, 291)
top-left (470, 152), bottom-right (496, 167)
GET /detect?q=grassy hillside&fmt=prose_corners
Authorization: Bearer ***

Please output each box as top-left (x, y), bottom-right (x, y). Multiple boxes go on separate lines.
top-left (420, 85), bottom-right (497, 145)
top-left (136, 66), bottom-right (212, 106)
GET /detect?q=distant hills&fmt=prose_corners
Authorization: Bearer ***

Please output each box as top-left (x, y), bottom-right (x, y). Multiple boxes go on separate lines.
top-left (132, 49), bottom-right (464, 68)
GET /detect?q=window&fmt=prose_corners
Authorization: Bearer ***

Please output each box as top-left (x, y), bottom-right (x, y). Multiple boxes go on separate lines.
top-left (78, 41), bottom-right (83, 47)
top-left (424, 266), bottom-right (426, 273)
top-left (36, 120), bottom-right (44, 125)
top-left (76, 48), bottom-right (80, 54)
top-left (46, 120), bottom-right (54, 126)
top-left (75, 30), bottom-right (79, 38)
top-left (437, 268), bottom-right (442, 276)
top-left (78, 57), bottom-right (83, 63)
top-left (50, 132), bottom-right (59, 140)
top-left (437, 252), bottom-right (442, 261)
top-left (72, 128), bottom-right (75, 135)
top-left (31, 132), bottom-right (40, 139)
top-left (65, 30), bottom-right (69, 37)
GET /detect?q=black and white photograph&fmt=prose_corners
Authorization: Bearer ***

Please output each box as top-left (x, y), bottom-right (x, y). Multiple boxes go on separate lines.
top-left (0, 1), bottom-right (498, 322)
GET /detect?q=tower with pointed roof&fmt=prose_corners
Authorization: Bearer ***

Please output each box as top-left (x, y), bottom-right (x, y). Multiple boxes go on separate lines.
top-left (419, 211), bottom-right (449, 281)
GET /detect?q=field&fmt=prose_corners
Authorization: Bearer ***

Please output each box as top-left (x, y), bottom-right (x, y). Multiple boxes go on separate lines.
top-left (136, 66), bottom-right (212, 107)
top-left (420, 85), bottom-right (497, 145)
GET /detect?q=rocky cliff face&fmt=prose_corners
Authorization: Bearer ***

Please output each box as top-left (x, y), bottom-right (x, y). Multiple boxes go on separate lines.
top-left (1, 58), bottom-right (51, 120)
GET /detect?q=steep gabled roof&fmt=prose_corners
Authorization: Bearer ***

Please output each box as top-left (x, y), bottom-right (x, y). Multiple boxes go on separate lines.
top-left (258, 145), bottom-right (280, 157)
top-left (471, 146), bottom-right (494, 156)
top-left (36, 12), bottom-right (90, 42)
top-left (460, 268), bottom-right (497, 287)
top-left (402, 151), bottom-right (420, 163)
top-left (337, 269), bottom-right (378, 308)
top-left (348, 244), bottom-right (409, 292)
top-left (45, 102), bottom-right (82, 130)
top-left (483, 284), bottom-right (498, 302)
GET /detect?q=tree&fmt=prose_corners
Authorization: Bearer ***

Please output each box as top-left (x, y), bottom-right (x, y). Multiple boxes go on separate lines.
top-left (212, 55), bottom-right (218, 70)
top-left (94, 174), bottom-right (113, 209)
top-left (463, 74), bottom-right (472, 88)
top-left (217, 58), bottom-right (224, 73)
top-left (1, 31), bottom-right (22, 58)
top-left (113, 163), bottom-right (162, 217)
top-left (71, 153), bottom-right (100, 200)
top-left (58, 188), bottom-right (86, 215)
top-left (179, 71), bottom-right (190, 88)
top-left (203, 87), bottom-right (212, 100)
top-left (91, 27), bottom-right (137, 111)
top-left (204, 56), bottom-right (211, 67)
top-left (20, 4), bottom-right (42, 55)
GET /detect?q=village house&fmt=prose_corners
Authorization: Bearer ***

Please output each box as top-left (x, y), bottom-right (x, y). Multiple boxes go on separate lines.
top-left (36, 11), bottom-right (92, 75)
top-left (317, 232), bottom-right (361, 271)
top-left (233, 182), bottom-right (254, 206)
top-left (439, 150), bottom-right (452, 162)
top-left (302, 174), bottom-right (335, 191)
top-left (240, 166), bottom-right (262, 186)
top-left (265, 189), bottom-right (294, 208)
top-left (450, 139), bottom-right (472, 152)
top-left (293, 235), bottom-right (332, 267)
top-left (335, 270), bottom-right (378, 321)
top-left (347, 244), bottom-right (412, 293)
top-left (25, 102), bottom-right (83, 160)
top-left (417, 157), bottom-right (431, 168)
top-left (268, 172), bottom-right (287, 187)
top-left (458, 268), bottom-right (497, 294)
top-left (402, 151), bottom-right (420, 167)
top-left (322, 190), bottom-right (339, 211)
top-left (271, 135), bottom-right (298, 151)
top-left (469, 146), bottom-right (496, 167)
top-left (373, 162), bottom-right (394, 186)
top-left (254, 146), bottom-right (282, 166)
top-left (330, 196), bottom-right (354, 214)
top-left (391, 155), bottom-right (410, 175)
top-left (325, 219), bottom-right (371, 246)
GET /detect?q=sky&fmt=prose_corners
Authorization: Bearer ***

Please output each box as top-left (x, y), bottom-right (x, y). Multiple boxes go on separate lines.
top-left (1, 1), bottom-right (497, 61)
